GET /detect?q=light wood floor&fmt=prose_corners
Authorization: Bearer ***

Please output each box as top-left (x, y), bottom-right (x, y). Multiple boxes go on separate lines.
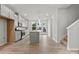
top-left (0, 35), bottom-right (78, 54)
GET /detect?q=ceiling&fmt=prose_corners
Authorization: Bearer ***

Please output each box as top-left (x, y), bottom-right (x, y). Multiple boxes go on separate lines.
top-left (5, 4), bottom-right (71, 20)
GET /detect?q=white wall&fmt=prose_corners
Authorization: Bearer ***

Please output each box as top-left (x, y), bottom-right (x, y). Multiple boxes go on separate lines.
top-left (66, 5), bottom-right (79, 27)
top-left (51, 8), bottom-right (68, 42)
top-left (52, 10), bottom-right (58, 42)
top-left (57, 8), bottom-right (67, 42)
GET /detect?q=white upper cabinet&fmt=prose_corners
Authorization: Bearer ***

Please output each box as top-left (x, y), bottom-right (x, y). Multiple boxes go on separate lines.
top-left (0, 5), bottom-right (10, 17)
top-left (14, 14), bottom-right (19, 27)
top-left (19, 15), bottom-right (27, 27)
top-left (23, 18), bottom-right (28, 27)
top-left (0, 5), bottom-right (16, 20)
top-left (0, 4), bottom-right (28, 28)
top-left (19, 15), bottom-right (23, 23)
top-left (9, 9), bottom-right (15, 19)
top-left (22, 18), bottom-right (25, 27)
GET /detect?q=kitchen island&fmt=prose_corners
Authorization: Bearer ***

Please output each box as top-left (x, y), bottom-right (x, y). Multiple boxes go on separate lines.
top-left (30, 31), bottom-right (40, 43)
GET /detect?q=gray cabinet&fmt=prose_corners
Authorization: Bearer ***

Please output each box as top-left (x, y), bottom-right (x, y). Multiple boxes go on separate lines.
top-left (0, 19), bottom-right (7, 46)
top-left (15, 31), bottom-right (21, 41)
top-left (30, 32), bottom-right (39, 43)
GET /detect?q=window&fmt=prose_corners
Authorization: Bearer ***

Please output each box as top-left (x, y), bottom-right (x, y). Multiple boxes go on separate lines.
top-left (30, 20), bottom-right (48, 34)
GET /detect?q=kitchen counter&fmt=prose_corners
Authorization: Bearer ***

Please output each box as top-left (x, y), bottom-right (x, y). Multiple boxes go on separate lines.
top-left (30, 30), bottom-right (41, 33)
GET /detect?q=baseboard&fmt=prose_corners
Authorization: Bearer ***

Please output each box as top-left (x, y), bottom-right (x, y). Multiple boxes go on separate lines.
top-left (0, 43), bottom-right (10, 50)
top-left (67, 40), bottom-right (79, 51)
top-left (67, 47), bottom-right (79, 51)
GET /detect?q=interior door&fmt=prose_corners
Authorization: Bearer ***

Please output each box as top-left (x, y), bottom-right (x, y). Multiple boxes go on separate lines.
top-left (0, 19), bottom-right (7, 46)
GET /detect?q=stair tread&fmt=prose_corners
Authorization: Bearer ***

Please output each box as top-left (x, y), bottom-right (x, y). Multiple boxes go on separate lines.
top-left (60, 35), bottom-right (67, 47)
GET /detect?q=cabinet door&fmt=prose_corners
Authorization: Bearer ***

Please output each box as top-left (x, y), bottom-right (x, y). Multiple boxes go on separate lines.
top-left (9, 9), bottom-right (15, 20)
top-left (19, 16), bottom-right (23, 23)
top-left (30, 32), bottom-right (39, 43)
top-left (15, 31), bottom-right (21, 41)
top-left (22, 18), bottom-right (25, 27)
top-left (1, 5), bottom-right (6, 16)
top-left (0, 19), bottom-right (7, 46)
top-left (1, 5), bottom-right (10, 17)
top-left (14, 15), bottom-right (18, 27)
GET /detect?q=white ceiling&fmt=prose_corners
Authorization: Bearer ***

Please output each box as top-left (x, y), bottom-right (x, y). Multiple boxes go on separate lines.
top-left (5, 4), bottom-right (71, 20)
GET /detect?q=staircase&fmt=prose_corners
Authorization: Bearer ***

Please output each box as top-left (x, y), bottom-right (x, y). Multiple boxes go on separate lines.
top-left (66, 19), bottom-right (79, 50)
top-left (60, 35), bottom-right (67, 47)
top-left (60, 19), bottom-right (79, 50)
